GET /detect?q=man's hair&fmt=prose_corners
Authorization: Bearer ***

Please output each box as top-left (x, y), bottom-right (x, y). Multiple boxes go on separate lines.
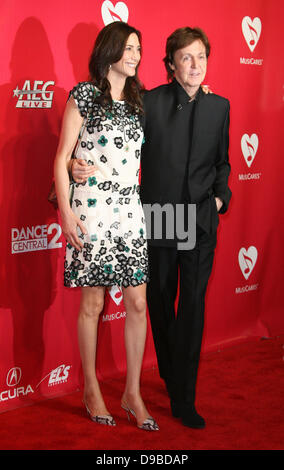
top-left (163, 27), bottom-right (211, 81)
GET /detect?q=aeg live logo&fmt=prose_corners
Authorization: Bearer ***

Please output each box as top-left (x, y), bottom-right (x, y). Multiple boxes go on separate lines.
top-left (101, 1), bottom-right (129, 25)
top-left (13, 80), bottom-right (54, 108)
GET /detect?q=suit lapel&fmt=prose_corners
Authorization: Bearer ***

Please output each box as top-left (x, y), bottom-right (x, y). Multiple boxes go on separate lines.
top-left (190, 88), bottom-right (206, 154)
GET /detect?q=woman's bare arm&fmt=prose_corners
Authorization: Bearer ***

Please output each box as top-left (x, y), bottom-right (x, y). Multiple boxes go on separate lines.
top-left (53, 97), bottom-right (87, 250)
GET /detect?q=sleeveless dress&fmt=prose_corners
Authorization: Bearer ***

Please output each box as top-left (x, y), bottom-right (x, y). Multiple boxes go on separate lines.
top-left (64, 82), bottom-right (149, 288)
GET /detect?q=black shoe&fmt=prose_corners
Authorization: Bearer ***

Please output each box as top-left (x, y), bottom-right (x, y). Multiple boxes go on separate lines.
top-left (181, 405), bottom-right (205, 429)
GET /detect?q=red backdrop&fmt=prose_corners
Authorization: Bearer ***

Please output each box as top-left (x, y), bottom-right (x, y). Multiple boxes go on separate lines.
top-left (1, 0), bottom-right (283, 412)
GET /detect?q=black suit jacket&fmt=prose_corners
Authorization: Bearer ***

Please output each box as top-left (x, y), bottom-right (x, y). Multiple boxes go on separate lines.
top-left (140, 79), bottom-right (231, 243)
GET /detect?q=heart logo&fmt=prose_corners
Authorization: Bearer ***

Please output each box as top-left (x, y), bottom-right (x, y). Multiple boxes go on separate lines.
top-left (108, 285), bottom-right (123, 305)
top-left (101, 1), bottom-right (129, 25)
top-left (238, 246), bottom-right (258, 280)
top-left (242, 16), bottom-right (262, 52)
top-left (241, 133), bottom-right (258, 168)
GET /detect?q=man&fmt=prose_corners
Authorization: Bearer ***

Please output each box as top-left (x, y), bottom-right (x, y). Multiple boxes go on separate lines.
top-left (70, 26), bottom-right (231, 429)
top-left (140, 27), bottom-right (231, 429)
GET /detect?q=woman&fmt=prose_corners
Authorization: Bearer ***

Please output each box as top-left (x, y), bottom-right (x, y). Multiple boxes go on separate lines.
top-left (54, 22), bottom-right (158, 431)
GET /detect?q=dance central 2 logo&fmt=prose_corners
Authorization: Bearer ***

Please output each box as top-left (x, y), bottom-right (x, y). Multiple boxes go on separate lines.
top-left (11, 223), bottom-right (62, 254)
top-left (13, 80), bottom-right (55, 108)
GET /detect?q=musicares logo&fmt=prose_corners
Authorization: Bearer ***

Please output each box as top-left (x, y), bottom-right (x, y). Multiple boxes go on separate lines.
top-left (238, 246), bottom-right (258, 280)
top-left (101, 1), bottom-right (129, 25)
top-left (102, 286), bottom-right (125, 322)
top-left (240, 17), bottom-right (263, 66)
top-left (241, 134), bottom-right (258, 168)
top-left (242, 16), bottom-right (262, 52)
top-left (108, 285), bottom-right (123, 306)
top-left (239, 134), bottom-right (261, 181)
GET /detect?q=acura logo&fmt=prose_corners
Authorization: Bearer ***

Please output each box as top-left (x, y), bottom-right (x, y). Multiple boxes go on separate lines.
top-left (6, 367), bottom-right (22, 387)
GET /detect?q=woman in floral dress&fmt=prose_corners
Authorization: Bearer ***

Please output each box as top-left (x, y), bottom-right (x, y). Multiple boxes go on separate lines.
top-left (54, 22), bottom-right (158, 431)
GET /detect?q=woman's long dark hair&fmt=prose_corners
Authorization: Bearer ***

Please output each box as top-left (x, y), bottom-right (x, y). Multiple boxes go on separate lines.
top-left (89, 22), bottom-right (144, 114)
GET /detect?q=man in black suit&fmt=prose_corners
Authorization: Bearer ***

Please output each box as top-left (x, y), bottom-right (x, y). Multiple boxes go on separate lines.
top-left (140, 27), bottom-right (231, 428)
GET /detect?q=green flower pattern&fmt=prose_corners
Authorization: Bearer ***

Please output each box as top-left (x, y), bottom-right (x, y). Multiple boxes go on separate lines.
top-left (98, 135), bottom-right (108, 147)
top-left (88, 176), bottom-right (97, 186)
top-left (87, 199), bottom-right (97, 207)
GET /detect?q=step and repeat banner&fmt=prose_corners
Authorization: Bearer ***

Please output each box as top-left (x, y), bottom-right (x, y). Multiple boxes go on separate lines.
top-left (0, 0), bottom-right (283, 411)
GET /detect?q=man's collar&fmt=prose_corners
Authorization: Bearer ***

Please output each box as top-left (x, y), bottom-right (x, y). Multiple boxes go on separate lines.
top-left (170, 79), bottom-right (204, 107)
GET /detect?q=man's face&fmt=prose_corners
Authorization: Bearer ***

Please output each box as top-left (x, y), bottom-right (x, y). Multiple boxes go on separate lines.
top-left (170, 39), bottom-right (207, 96)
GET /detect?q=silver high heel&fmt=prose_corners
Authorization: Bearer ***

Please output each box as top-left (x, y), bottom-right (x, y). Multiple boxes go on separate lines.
top-left (121, 403), bottom-right (159, 431)
top-left (83, 400), bottom-right (116, 426)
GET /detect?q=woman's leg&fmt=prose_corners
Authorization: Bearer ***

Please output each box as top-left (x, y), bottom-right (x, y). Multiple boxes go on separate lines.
top-left (78, 286), bottom-right (109, 415)
top-left (121, 283), bottom-right (152, 424)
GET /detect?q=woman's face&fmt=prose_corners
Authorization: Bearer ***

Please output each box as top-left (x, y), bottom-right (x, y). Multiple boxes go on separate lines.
top-left (109, 33), bottom-right (141, 79)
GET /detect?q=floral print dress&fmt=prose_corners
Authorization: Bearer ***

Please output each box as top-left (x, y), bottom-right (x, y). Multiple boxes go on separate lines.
top-left (64, 82), bottom-right (149, 288)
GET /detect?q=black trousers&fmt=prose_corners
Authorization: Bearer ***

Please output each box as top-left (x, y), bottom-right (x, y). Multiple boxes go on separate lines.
top-left (147, 227), bottom-right (217, 406)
